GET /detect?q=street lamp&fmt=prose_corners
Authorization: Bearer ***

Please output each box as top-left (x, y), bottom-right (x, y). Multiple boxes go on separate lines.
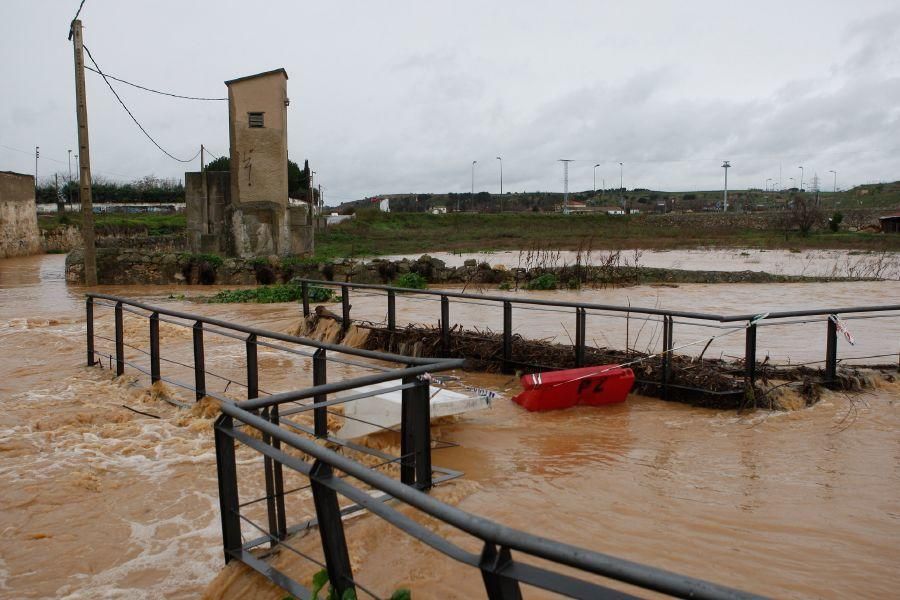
top-left (828, 169), bottom-right (837, 193)
top-left (35, 146), bottom-right (39, 191)
top-left (766, 178), bottom-right (773, 192)
top-left (496, 156), bottom-right (503, 212)
top-left (721, 160), bottom-right (731, 212)
top-left (619, 162), bottom-right (624, 210)
top-left (798, 166), bottom-right (804, 191)
top-left (593, 163), bottom-right (600, 194)
top-left (67, 150), bottom-right (73, 203)
top-left (789, 177), bottom-right (795, 189)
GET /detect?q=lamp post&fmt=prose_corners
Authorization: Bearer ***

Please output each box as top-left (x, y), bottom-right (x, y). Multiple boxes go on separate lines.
top-left (593, 163), bottom-right (600, 194)
top-left (67, 149), bottom-right (73, 202)
top-left (798, 166), bottom-right (804, 191)
top-left (35, 146), bottom-right (39, 192)
top-left (766, 178), bottom-right (772, 192)
top-left (721, 160), bottom-right (730, 212)
top-left (619, 162), bottom-right (624, 210)
top-left (496, 156), bottom-right (503, 212)
top-left (829, 169), bottom-right (837, 193)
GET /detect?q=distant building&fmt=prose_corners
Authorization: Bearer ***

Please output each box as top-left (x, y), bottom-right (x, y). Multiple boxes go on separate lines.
top-left (185, 68), bottom-right (313, 257)
top-left (596, 206), bottom-right (626, 215)
top-left (880, 214), bottom-right (900, 233)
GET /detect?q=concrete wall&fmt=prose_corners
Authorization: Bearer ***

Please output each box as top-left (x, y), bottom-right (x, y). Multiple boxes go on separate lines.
top-left (0, 171), bottom-right (41, 258)
top-left (185, 171), bottom-right (230, 253)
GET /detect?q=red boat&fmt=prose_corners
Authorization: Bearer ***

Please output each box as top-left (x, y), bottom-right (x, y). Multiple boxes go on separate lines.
top-left (512, 364), bottom-right (635, 412)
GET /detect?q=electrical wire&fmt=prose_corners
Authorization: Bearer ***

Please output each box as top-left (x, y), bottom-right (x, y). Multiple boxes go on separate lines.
top-left (84, 65), bottom-right (227, 101)
top-left (67, 0), bottom-right (86, 39)
top-left (82, 44), bottom-right (203, 164)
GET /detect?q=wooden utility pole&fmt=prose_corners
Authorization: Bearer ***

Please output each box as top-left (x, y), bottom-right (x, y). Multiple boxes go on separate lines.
top-left (200, 144), bottom-right (209, 234)
top-left (71, 19), bottom-right (98, 286)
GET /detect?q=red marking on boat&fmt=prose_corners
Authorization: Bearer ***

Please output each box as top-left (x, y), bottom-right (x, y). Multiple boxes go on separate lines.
top-left (512, 364), bottom-right (635, 411)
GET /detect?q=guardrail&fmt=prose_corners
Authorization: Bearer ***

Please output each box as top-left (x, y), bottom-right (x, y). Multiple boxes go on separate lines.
top-left (85, 293), bottom-right (768, 598)
top-left (295, 279), bottom-right (900, 398)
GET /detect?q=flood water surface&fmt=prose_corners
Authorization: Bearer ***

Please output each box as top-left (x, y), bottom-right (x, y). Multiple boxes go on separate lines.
top-left (1, 255), bottom-right (898, 599)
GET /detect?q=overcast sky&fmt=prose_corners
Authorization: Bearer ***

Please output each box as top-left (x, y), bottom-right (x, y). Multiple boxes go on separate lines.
top-left (1, 0), bottom-right (898, 203)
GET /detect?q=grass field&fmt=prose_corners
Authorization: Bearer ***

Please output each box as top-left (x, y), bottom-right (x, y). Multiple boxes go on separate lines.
top-left (315, 210), bottom-right (900, 259)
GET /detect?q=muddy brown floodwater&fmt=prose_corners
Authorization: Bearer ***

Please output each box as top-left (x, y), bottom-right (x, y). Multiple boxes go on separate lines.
top-left (1, 255), bottom-right (898, 599)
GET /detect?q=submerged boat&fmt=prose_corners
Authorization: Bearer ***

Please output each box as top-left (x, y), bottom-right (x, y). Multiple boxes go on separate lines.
top-left (512, 364), bottom-right (635, 412)
top-left (337, 381), bottom-right (492, 438)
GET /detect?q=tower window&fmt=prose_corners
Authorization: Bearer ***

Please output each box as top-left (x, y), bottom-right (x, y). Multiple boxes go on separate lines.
top-left (248, 112), bottom-right (264, 128)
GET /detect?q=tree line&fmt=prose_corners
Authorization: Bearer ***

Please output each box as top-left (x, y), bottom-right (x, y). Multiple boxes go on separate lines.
top-left (36, 174), bottom-right (184, 204)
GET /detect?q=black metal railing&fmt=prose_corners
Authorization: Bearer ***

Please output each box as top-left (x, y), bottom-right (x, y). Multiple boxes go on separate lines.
top-left (83, 292), bottom-right (889, 598)
top-left (216, 399), bottom-right (767, 599)
top-left (295, 278), bottom-right (900, 396)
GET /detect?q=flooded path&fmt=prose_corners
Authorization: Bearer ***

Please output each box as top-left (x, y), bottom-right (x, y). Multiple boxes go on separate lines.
top-left (1, 255), bottom-right (898, 598)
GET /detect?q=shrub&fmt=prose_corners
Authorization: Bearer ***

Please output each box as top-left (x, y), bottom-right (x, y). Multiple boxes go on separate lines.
top-left (498, 281), bottom-right (511, 291)
top-left (308, 286), bottom-right (334, 302)
top-left (828, 212), bottom-right (843, 232)
top-left (395, 272), bottom-right (428, 289)
top-left (524, 273), bottom-right (557, 290)
top-left (208, 283), bottom-right (302, 304)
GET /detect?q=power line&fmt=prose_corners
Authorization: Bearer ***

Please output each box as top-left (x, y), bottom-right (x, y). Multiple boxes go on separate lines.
top-left (67, 0), bottom-right (87, 39)
top-left (84, 66), bottom-right (227, 101)
top-left (83, 44), bottom-right (202, 164)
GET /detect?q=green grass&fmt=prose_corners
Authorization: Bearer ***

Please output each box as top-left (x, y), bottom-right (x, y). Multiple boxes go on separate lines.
top-left (207, 283), bottom-right (334, 304)
top-left (314, 211), bottom-right (900, 258)
top-left (38, 212), bottom-right (186, 236)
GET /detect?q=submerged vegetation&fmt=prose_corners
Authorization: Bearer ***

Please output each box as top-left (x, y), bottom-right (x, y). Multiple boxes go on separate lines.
top-left (207, 283), bottom-right (334, 304)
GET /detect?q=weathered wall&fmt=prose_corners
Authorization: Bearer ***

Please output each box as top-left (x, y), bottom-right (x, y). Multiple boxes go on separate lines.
top-left (185, 171), bottom-right (230, 253)
top-left (228, 71), bottom-right (288, 209)
top-left (0, 171), bottom-right (42, 258)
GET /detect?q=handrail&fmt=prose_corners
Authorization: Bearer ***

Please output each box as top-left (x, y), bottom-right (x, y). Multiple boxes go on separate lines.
top-left (293, 279), bottom-right (900, 323)
top-left (85, 292), bottom-right (441, 365)
top-left (220, 401), bottom-right (766, 600)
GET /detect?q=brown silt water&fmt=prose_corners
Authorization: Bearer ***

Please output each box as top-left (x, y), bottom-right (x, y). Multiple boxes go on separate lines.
top-left (1, 255), bottom-right (898, 598)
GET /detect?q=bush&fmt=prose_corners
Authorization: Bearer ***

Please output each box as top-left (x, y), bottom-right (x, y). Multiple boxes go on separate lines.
top-left (829, 212), bottom-right (843, 232)
top-left (208, 283), bottom-right (302, 304)
top-left (308, 286), bottom-right (334, 302)
top-left (395, 272), bottom-right (428, 289)
top-left (524, 273), bottom-right (557, 290)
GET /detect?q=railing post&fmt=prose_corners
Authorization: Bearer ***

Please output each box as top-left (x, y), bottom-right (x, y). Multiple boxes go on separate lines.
top-left (440, 295), bottom-right (451, 356)
top-left (270, 405), bottom-right (287, 539)
top-left (301, 280), bottom-right (310, 317)
top-left (310, 460), bottom-right (356, 598)
top-left (480, 543), bottom-right (523, 600)
top-left (85, 296), bottom-right (95, 366)
top-left (660, 315), bottom-right (672, 400)
top-left (150, 311), bottom-right (160, 383)
top-left (414, 376), bottom-right (432, 489)
top-left (387, 289), bottom-right (397, 353)
top-left (575, 308), bottom-right (586, 367)
top-left (825, 315), bottom-right (838, 384)
top-left (502, 301), bottom-right (513, 374)
top-left (400, 372), bottom-right (416, 486)
top-left (387, 289), bottom-right (396, 331)
top-left (260, 407), bottom-right (279, 549)
top-left (744, 321), bottom-right (757, 391)
top-left (246, 333), bottom-right (258, 400)
top-left (341, 285), bottom-right (351, 334)
top-left (114, 301), bottom-right (124, 376)
top-left (214, 414), bottom-right (242, 563)
top-left (313, 348), bottom-right (328, 438)
top-left (193, 321), bottom-right (206, 402)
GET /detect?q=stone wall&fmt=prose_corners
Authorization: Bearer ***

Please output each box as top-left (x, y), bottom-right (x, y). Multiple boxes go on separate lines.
top-left (65, 250), bottom-right (854, 287)
top-left (185, 171), bottom-right (230, 253)
top-left (0, 171), bottom-right (41, 258)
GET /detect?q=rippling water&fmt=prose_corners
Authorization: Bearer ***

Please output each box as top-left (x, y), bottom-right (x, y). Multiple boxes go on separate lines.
top-left (1, 255), bottom-right (897, 599)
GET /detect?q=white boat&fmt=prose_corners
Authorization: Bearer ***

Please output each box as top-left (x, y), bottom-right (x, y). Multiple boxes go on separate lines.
top-left (336, 381), bottom-right (493, 438)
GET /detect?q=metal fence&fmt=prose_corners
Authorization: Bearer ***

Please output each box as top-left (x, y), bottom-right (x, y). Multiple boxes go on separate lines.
top-left (84, 293), bottom-right (768, 599)
top-left (295, 279), bottom-right (900, 400)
